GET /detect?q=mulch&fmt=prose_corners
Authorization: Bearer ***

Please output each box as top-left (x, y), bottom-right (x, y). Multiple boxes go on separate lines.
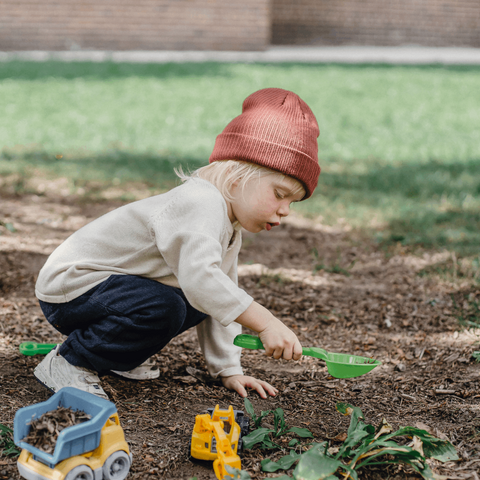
top-left (0, 192), bottom-right (479, 480)
top-left (22, 407), bottom-right (91, 454)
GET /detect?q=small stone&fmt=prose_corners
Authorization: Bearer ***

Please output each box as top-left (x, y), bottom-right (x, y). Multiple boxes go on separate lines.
top-left (395, 363), bottom-right (407, 372)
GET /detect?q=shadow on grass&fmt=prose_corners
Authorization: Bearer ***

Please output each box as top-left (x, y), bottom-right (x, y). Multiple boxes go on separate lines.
top-left (0, 148), bottom-right (205, 188)
top-left (2, 148), bottom-right (480, 255)
top-left (312, 158), bottom-right (480, 255)
top-left (325, 159), bottom-right (480, 199)
top-left (1, 60), bottom-right (480, 81)
top-left (383, 209), bottom-right (480, 255)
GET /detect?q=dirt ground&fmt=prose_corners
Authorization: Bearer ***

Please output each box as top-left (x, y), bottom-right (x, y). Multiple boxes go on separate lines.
top-left (1, 189), bottom-right (479, 480)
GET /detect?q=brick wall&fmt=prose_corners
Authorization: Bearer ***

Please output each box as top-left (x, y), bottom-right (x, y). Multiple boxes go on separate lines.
top-left (0, 0), bottom-right (272, 51)
top-left (1, 0), bottom-right (479, 51)
top-left (272, 0), bottom-right (480, 47)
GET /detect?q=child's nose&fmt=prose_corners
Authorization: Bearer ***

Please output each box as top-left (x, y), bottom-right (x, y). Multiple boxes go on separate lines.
top-left (278, 202), bottom-right (290, 217)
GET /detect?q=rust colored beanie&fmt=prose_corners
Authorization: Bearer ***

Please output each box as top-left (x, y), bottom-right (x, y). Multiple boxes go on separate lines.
top-left (209, 88), bottom-right (320, 199)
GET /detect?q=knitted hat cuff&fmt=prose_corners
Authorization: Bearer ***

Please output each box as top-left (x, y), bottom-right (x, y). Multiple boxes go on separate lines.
top-left (210, 132), bottom-right (320, 198)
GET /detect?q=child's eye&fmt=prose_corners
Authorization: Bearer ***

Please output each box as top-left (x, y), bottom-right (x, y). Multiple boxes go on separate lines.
top-left (274, 189), bottom-right (284, 199)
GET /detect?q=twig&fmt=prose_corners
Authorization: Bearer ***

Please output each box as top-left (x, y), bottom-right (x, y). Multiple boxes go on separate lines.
top-left (434, 389), bottom-right (466, 401)
top-left (418, 350), bottom-right (425, 361)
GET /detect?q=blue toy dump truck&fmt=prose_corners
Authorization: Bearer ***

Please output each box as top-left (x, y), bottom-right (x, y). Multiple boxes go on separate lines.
top-left (14, 387), bottom-right (132, 480)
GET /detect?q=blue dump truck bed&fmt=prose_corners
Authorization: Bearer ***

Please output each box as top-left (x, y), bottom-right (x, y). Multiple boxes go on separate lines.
top-left (14, 387), bottom-right (117, 468)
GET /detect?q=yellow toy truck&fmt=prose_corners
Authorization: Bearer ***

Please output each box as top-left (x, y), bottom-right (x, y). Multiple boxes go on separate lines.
top-left (14, 387), bottom-right (132, 480)
top-left (190, 405), bottom-right (249, 480)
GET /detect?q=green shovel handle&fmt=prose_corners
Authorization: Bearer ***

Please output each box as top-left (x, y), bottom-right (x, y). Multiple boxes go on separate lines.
top-left (301, 346), bottom-right (328, 361)
top-left (233, 334), bottom-right (264, 350)
top-left (233, 334), bottom-right (329, 361)
top-left (19, 342), bottom-right (58, 356)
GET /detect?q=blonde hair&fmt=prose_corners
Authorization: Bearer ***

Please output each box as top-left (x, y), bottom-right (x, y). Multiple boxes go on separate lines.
top-left (175, 160), bottom-right (305, 202)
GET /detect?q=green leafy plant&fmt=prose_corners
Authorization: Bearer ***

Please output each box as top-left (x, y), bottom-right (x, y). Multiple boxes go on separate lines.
top-left (242, 398), bottom-right (314, 454)
top-left (225, 466), bottom-right (253, 479)
top-left (0, 423), bottom-right (20, 458)
top-left (326, 403), bottom-right (458, 479)
top-left (0, 221), bottom-right (16, 233)
top-left (240, 400), bottom-right (458, 480)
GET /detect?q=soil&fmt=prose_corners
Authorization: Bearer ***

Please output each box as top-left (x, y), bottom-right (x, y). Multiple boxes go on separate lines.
top-left (1, 190), bottom-right (479, 480)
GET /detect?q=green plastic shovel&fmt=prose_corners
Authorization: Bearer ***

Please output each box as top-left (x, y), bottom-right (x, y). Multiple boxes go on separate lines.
top-left (19, 342), bottom-right (58, 356)
top-left (233, 334), bottom-right (381, 379)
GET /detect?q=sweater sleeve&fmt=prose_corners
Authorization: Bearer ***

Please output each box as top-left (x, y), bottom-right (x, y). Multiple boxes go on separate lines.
top-left (150, 186), bottom-right (252, 326)
top-left (196, 254), bottom-right (251, 378)
top-left (196, 317), bottom-right (244, 378)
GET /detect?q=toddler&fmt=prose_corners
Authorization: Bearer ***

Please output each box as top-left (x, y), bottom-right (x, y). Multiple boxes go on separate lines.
top-left (34, 87), bottom-right (321, 400)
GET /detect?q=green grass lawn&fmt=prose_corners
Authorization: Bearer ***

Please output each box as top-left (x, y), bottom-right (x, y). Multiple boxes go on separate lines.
top-left (1, 60), bottom-right (479, 269)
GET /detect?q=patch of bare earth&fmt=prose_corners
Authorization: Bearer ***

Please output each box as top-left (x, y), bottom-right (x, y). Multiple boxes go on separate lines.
top-left (1, 192), bottom-right (479, 480)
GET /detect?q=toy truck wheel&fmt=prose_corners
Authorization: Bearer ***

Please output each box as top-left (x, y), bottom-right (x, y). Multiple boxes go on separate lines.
top-left (64, 465), bottom-right (94, 480)
top-left (102, 450), bottom-right (131, 480)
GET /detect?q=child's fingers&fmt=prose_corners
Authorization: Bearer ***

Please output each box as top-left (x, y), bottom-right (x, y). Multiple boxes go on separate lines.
top-left (263, 345), bottom-right (275, 358)
top-left (235, 383), bottom-right (248, 398)
top-left (277, 344), bottom-right (291, 360)
top-left (279, 340), bottom-right (302, 361)
top-left (292, 340), bottom-right (303, 361)
top-left (223, 375), bottom-right (278, 399)
top-left (230, 378), bottom-right (248, 398)
top-left (250, 381), bottom-right (268, 399)
top-left (243, 377), bottom-right (277, 399)
top-left (273, 338), bottom-right (299, 360)
top-left (272, 347), bottom-right (284, 360)
top-left (259, 381), bottom-right (278, 397)
top-left (240, 378), bottom-right (268, 398)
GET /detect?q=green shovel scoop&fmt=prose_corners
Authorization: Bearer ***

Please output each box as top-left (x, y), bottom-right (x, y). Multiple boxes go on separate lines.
top-left (233, 334), bottom-right (381, 379)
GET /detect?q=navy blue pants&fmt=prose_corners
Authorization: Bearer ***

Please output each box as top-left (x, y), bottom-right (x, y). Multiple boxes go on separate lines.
top-left (39, 275), bottom-right (207, 374)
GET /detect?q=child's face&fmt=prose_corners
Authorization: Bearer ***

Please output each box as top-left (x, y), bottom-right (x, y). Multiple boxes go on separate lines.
top-left (229, 175), bottom-right (304, 233)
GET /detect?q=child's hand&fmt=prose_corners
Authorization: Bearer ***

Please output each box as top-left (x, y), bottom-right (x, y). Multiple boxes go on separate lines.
top-left (258, 317), bottom-right (303, 361)
top-left (221, 375), bottom-right (278, 399)
top-left (236, 301), bottom-right (303, 361)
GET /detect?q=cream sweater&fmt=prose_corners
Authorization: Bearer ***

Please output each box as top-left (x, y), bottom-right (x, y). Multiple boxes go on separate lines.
top-left (35, 178), bottom-right (253, 378)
